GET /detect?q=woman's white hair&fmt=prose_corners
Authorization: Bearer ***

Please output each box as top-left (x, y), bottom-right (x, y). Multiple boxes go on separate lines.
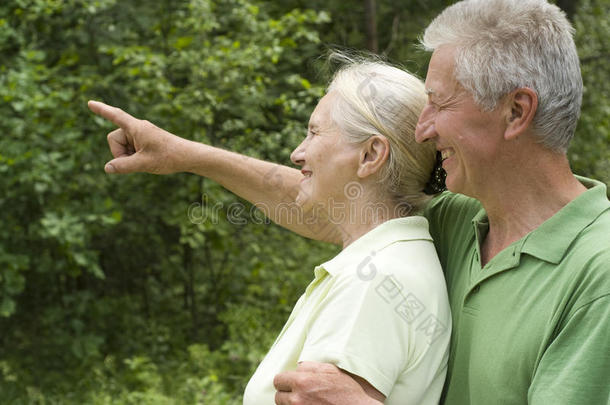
top-left (326, 54), bottom-right (437, 214)
top-left (421, 0), bottom-right (582, 152)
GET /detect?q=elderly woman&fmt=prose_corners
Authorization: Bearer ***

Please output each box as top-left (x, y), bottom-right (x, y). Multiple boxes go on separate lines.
top-left (89, 58), bottom-right (451, 404)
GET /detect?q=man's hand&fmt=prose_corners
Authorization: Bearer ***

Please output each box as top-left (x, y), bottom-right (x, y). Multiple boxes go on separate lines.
top-left (273, 362), bottom-right (383, 405)
top-left (88, 100), bottom-right (186, 174)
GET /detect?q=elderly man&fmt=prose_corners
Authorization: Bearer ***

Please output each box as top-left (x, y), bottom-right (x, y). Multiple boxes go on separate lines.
top-left (89, 0), bottom-right (609, 403)
top-left (272, 1), bottom-right (610, 404)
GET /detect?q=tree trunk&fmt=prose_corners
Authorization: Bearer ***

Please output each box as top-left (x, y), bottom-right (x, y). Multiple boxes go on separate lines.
top-left (556, 0), bottom-right (579, 21)
top-left (364, 0), bottom-right (378, 53)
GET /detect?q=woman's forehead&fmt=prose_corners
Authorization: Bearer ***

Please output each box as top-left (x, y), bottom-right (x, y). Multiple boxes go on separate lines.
top-left (309, 93), bottom-right (337, 127)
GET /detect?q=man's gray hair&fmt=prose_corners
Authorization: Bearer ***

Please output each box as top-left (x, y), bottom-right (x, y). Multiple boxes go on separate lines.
top-left (421, 0), bottom-right (582, 152)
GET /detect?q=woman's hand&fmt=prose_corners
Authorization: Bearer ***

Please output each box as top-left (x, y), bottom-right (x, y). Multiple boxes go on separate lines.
top-left (88, 100), bottom-right (188, 175)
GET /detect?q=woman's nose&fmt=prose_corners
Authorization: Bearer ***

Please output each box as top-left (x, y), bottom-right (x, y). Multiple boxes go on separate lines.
top-left (290, 139), bottom-right (306, 166)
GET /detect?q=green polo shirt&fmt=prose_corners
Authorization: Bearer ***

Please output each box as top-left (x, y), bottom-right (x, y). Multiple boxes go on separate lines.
top-left (424, 176), bottom-right (610, 404)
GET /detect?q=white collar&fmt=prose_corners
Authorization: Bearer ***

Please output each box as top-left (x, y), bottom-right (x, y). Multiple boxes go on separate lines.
top-left (317, 216), bottom-right (432, 278)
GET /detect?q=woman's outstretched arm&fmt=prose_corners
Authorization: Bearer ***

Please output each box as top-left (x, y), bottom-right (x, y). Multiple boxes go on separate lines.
top-left (88, 100), bottom-right (341, 244)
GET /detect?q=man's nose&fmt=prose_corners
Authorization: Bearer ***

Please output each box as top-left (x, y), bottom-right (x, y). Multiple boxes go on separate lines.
top-left (415, 105), bottom-right (436, 143)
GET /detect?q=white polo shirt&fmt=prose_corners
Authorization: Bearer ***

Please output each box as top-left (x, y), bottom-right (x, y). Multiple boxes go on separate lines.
top-left (243, 216), bottom-right (451, 405)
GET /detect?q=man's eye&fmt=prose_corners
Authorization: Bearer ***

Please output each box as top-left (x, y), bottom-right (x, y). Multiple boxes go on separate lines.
top-left (427, 100), bottom-right (441, 111)
top-left (433, 101), bottom-right (444, 111)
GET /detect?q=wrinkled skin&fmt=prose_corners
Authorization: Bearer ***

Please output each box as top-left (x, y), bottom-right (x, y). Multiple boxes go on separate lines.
top-left (273, 362), bottom-right (381, 405)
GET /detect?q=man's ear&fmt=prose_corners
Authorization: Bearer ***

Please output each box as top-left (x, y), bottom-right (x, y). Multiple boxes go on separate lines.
top-left (357, 135), bottom-right (390, 178)
top-left (504, 87), bottom-right (538, 141)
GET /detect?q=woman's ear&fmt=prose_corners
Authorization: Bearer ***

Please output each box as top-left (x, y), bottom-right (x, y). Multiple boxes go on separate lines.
top-left (504, 87), bottom-right (538, 141)
top-left (357, 135), bottom-right (390, 178)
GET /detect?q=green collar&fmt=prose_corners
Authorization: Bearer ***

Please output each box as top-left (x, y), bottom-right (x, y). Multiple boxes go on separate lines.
top-left (521, 176), bottom-right (610, 263)
top-left (472, 176), bottom-right (610, 267)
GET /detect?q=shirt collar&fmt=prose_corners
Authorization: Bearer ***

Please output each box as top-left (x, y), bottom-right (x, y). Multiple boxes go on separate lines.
top-left (521, 176), bottom-right (610, 263)
top-left (317, 216), bottom-right (433, 277)
top-left (472, 176), bottom-right (609, 265)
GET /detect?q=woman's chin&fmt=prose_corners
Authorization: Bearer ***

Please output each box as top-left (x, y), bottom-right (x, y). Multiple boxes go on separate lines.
top-left (294, 193), bottom-right (309, 209)
top-left (295, 193), bottom-right (324, 215)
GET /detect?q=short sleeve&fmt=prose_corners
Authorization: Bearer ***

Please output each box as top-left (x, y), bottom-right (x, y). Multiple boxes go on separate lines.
top-left (528, 295), bottom-right (610, 404)
top-left (298, 270), bottom-right (412, 396)
top-left (297, 239), bottom-right (450, 402)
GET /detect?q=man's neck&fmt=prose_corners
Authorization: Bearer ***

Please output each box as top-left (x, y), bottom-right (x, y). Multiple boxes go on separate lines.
top-left (477, 154), bottom-right (587, 266)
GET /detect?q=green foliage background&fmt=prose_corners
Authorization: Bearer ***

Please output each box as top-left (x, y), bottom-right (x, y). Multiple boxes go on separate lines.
top-left (0, 0), bottom-right (607, 403)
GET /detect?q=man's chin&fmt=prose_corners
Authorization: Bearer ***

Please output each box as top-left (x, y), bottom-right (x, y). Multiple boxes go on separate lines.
top-left (445, 177), bottom-right (475, 198)
top-left (444, 174), bottom-right (461, 194)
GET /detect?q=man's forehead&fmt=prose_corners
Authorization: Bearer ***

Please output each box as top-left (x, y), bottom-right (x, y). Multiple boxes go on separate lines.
top-left (424, 47), bottom-right (458, 88)
top-left (425, 67), bottom-right (462, 99)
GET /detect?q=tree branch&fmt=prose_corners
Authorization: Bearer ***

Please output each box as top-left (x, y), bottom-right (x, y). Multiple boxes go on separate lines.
top-left (580, 53), bottom-right (610, 64)
top-left (364, 0), bottom-right (378, 53)
top-left (382, 15), bottom-right (400, 56)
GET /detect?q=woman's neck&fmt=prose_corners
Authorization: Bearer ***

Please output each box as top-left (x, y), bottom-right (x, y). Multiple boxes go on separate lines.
top-left (336, 195), bottom-right (403, 249)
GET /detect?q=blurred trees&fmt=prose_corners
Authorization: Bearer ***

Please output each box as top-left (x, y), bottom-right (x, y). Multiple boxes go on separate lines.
top-left (571, 0), bottom-right (610, 184)
top-left (0, 0), bottom-right (607, 403)
top-left (0, 0), bottom-right (335, 402)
